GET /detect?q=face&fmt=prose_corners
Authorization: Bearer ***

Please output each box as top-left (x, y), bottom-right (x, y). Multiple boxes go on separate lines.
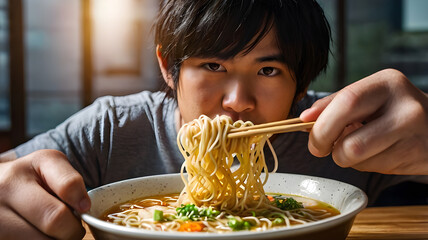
top-left (160, 29), bottom-right (297, 126)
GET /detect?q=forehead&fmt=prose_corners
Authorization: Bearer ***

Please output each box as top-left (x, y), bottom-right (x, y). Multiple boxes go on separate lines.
top-left (188, 28), bottom-right (285, 65)
top-left (239, 28), bottom-right (281, 57)
top-left (218, 28), bottom-right (284, 65)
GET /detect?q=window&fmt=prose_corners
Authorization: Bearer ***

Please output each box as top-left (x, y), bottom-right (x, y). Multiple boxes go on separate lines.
top-left (310, 0), bottom-right (339, 92)
top-left (311, 0), bottom-right (428, 93)
top-left (25, 0), bottom-right (82, 135)
top-left (347, 0), bottom-right (428, 91)
top-left (23, 0), bottom-right (160, 136)
top-left (0, 0), bottom-right (9, 131)
top-left (91, 0), bottom-right (160, 99)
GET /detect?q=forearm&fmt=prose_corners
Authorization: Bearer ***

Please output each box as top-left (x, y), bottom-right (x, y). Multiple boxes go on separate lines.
top-left (0, 149), bottom-right (17, 163)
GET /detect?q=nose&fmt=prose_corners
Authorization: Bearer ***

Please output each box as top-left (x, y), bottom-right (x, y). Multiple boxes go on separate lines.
top-left (222, 78), bottom-right (256, 114)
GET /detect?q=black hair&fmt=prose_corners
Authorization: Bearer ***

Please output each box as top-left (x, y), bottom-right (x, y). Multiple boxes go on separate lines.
top-left (155, 0), bottom-right (331, 104)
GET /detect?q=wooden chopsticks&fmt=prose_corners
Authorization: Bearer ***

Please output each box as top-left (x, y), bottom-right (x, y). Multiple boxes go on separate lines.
top-left (227, 118), bottom-right (314, 138)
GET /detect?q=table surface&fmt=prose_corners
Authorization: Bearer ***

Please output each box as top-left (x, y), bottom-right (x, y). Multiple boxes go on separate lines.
top-left (83, 205), bottom-right (428, 240)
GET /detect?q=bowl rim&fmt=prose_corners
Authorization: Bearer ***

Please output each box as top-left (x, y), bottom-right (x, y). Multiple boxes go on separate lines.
top-left (81, 173), bottom-right (368, 239)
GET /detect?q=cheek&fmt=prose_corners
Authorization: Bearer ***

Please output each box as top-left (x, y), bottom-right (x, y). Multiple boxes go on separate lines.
top-left (256, 81), bottom-right (296, 120)
top-left (184, 66), bottom-right (229, 100)
top-left (179, 68), bottom-right (219, 96)
top-left (177, 68), bottom-right (224, 122)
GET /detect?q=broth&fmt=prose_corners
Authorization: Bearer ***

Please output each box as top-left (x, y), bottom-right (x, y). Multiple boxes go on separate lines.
top-left (100, 193), bottom-right (339, 232)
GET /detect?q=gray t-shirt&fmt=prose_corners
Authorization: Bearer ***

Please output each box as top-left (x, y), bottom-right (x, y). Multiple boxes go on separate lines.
top-left (15, 91), bottom-right (427, 205)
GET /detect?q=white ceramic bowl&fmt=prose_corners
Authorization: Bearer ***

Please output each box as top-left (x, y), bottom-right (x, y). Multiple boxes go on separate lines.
top-left (82, 173), bottom-right (367, 240)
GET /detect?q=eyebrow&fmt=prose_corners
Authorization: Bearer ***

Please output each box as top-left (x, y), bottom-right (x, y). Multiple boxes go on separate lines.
top-left (255, 54), bottom-right (286, 64)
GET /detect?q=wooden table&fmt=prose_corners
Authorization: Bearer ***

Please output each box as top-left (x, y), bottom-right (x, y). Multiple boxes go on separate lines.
top-left (347, 205), bottom-right (428, 239)
top-left (83, 205), bottom-right (428, 240)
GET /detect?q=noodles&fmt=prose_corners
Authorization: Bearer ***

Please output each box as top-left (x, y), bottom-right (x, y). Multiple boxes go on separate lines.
top-left (101, 115), bottom-right (341, 232)
top-left (177, 115), bottom-right (277, 212)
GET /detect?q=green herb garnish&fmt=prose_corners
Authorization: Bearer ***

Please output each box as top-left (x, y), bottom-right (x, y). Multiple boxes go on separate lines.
top-left (274, 197), bottom-right (303, 211)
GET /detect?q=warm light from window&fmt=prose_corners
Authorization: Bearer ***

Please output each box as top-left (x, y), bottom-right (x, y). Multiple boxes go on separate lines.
top-left (92, 0), bottom-right (141, 74)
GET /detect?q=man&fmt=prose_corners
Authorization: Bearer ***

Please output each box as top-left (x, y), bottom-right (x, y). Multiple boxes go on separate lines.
top-left (1, 0), bottom-right (427, 239)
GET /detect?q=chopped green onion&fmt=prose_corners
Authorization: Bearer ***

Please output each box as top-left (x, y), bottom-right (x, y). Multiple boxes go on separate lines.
top-left (153, 209), bottom-right (164, 221)
top-left (272, 217), bottom-right (285, 225)
top-left (176, 204), bottom-right (220, 221)
top-left (227, 217), bottom-right (252, 231)
top-left (243, 221), bottom-right (251, 229)
top-left (212, 209), bottom-right (220, 216)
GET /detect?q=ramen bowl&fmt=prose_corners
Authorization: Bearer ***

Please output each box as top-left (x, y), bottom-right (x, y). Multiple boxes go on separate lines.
top-left (81, 173), bottom-right (367, 240)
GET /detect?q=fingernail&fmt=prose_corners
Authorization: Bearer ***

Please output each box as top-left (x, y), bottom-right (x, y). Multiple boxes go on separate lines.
top-left (79, 198), bottom-right (91, 212)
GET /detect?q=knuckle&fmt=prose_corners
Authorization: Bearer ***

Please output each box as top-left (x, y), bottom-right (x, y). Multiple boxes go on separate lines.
top-left (336, 86), bottom-right (361, 110)
top-left (384, 69), bottom-right (413, 91)
top-left (383, 68), bottom-right (405, 79)
top-left (332, 136), bottom-right (365, 168)
top-left (57, 173), bottom-right (83, 199)
top-left (36, 148), bottom-right (65, 157)
top-left (406, 101), bottom-right (427, 126)
top-left (31, 149), bottom-right (66, 165)
top-left (343, 137), bottom-right (365, 163)
top-left (381, 68), bottom-right (407, 84)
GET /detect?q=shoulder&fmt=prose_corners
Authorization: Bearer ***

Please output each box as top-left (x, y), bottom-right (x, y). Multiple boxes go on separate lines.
top-left (35, 91), bottom-right (176, 142)
top-left (80, 91), bottom-right (175, 121)
top-left (92, 91), bottom-right (172, 112)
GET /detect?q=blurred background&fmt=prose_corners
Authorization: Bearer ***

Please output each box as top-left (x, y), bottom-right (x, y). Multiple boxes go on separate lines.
top-left (1, 0), bottom-right (428, 152)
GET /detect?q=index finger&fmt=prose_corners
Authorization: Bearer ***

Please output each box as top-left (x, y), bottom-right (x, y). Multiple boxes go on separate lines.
top-left (300, 92), bottom-right (337, 122)
top-left (32, 149), bottom-right (91, 213)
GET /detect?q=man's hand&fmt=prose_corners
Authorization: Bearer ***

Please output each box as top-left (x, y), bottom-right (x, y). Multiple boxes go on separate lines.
top-left (0, 149), bottom-right (91, 239)
top-left (301, 69), bottom-right (428, 175)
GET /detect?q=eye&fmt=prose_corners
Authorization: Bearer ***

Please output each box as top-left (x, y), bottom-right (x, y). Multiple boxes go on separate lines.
top-left (258, 67), bottom-right (279, 77)
top-left (203, 63), bottom-right (226, 72)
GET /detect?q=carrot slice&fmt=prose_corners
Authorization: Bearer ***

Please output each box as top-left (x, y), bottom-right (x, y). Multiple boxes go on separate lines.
top-left (178, 222), bottom-right (204, 232)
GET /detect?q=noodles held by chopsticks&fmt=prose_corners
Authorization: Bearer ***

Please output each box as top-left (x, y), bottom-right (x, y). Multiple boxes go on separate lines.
top-left (177, 115), bottom-right (278, 212)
